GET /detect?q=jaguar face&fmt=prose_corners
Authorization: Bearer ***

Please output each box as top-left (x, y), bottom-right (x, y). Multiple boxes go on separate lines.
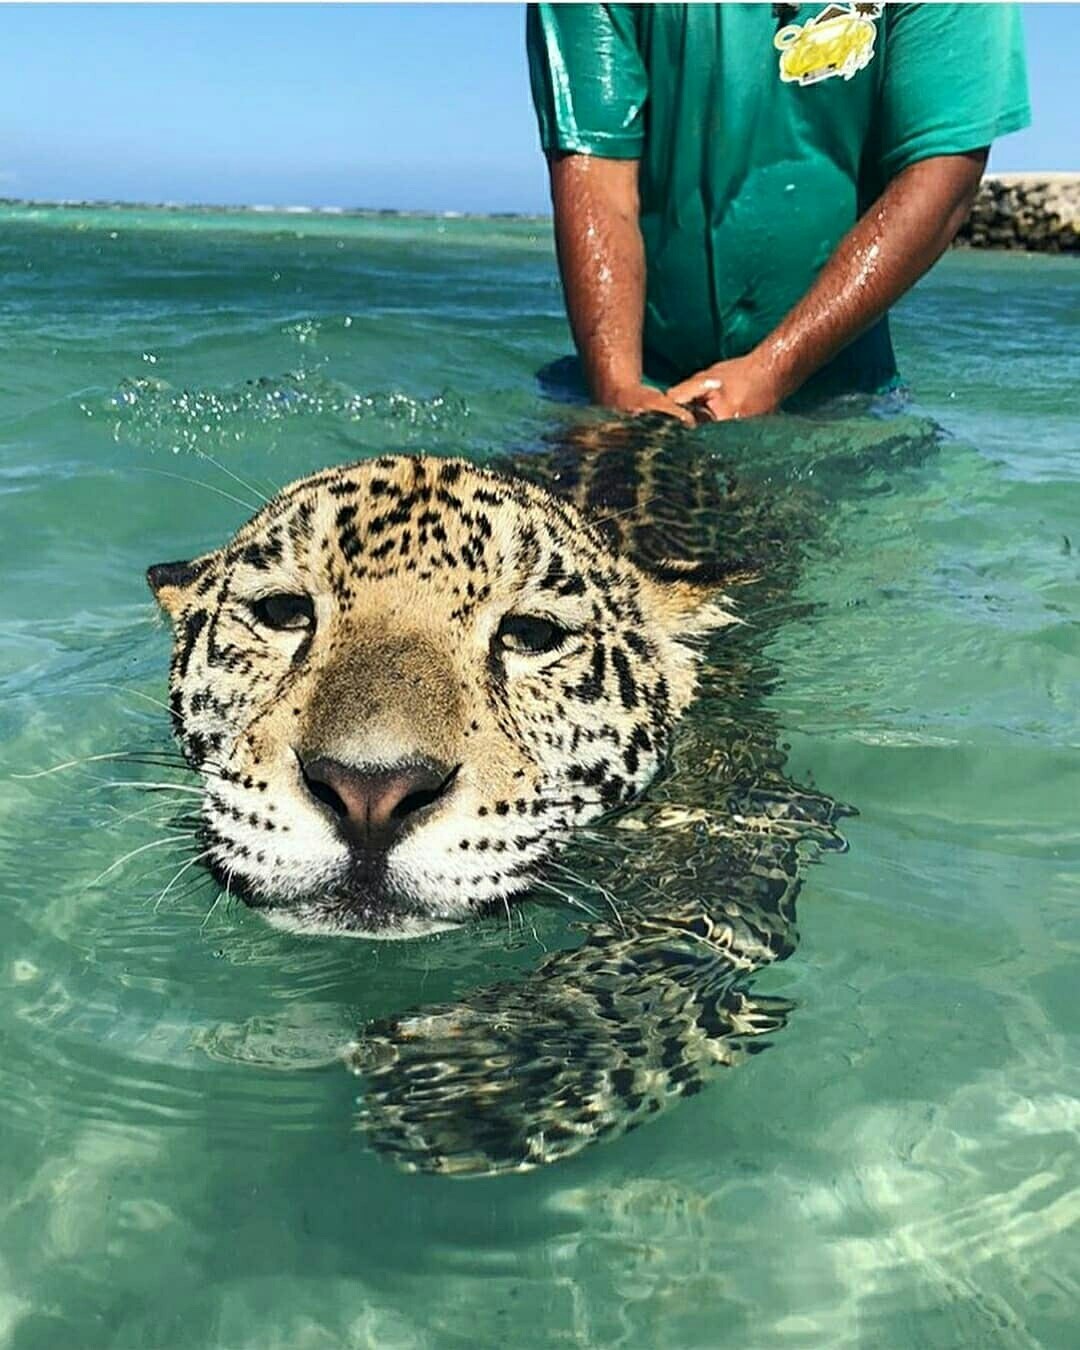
top-left (149, 455), bottom-right (732, 936)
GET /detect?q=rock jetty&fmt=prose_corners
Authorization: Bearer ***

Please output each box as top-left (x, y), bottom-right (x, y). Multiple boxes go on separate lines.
top-left (957, 174), bottom-right (1080, 253)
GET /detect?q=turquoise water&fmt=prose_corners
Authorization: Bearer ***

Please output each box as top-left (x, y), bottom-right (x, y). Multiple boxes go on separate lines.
top-left (1, 202), bottom-right (1078, 1347)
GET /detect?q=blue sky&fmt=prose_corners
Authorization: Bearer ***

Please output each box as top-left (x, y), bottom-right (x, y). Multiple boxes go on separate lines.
top-left (2, 3), bottom-right (1074, 213)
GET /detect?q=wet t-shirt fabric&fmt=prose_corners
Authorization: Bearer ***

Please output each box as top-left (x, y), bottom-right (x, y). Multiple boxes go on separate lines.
top-left (527, 3), bottom-right (1030, 398)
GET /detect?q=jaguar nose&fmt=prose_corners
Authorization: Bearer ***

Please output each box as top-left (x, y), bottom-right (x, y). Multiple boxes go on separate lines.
top-left (298, 753), bottom-right (458, 852)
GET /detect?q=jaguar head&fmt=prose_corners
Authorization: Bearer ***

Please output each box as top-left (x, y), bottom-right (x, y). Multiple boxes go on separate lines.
top-left (149, 455), bottom-right (732, 936)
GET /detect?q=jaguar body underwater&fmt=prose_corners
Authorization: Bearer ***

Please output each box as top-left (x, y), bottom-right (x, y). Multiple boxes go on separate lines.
top-left (149, 417), bottom-right (860, 1175)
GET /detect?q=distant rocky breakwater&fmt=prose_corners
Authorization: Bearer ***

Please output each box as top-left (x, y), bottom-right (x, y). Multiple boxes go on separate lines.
top-left (957, 174), bottom-right (1080, 253)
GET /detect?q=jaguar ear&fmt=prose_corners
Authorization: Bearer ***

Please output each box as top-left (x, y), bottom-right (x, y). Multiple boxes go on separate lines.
top-left (638, 575), bottom-right (741, 715)
top-left (146, 558), bottom-right (209, 618)
top-left (654, 577), bottom-right (742, 638)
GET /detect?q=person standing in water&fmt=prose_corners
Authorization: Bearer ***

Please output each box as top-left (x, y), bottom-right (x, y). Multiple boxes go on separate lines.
top-left (527, 3), bottom-right (1030, 423)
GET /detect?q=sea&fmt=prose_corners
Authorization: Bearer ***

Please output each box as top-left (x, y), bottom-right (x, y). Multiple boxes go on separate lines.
top-left (0, 201), bottom-right (1077, 1348)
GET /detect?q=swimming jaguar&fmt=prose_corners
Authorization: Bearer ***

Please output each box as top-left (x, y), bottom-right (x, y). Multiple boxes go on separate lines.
top-left (149, 415), bottom-right (866, 1175)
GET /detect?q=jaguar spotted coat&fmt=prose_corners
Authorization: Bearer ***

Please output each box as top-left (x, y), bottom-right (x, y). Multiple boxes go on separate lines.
top-left (150, 418), bottom-right (853, 1175)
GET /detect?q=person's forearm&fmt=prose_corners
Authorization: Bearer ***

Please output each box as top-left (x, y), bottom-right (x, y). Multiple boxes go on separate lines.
top-left (758, 151), bottom-right (987, 400)
top-left (548, 153), bottom-right (646, 403)
top-left (669, 151), bottom-right (988, 420)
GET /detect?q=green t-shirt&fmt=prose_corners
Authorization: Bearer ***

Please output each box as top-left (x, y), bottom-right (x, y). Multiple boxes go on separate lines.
top-left (527, 3), bottom-right (1030, 398)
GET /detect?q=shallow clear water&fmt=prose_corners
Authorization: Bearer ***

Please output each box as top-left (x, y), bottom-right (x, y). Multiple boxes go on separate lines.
top-left (1, 203), bottom-right (1078, 1348)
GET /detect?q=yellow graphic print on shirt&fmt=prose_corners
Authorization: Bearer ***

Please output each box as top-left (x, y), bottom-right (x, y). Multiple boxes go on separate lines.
top-left (775, 3), bottom-right (883, 87)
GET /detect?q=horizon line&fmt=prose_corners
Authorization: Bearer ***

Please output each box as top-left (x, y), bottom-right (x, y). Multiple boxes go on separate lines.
top-left (0, 195), bottom-right (552, 221)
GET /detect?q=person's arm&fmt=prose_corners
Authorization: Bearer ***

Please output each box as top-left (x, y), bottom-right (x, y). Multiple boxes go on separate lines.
top-left (548, 152), bottom-right (693, 426)
top-left (668, 149), bottom-right (986, 421)
top-left (527, 6), bottom-right (689, 421)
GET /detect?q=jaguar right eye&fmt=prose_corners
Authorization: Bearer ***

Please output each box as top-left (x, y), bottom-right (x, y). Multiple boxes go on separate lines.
top-left (249, 593), bottom-right (315, 632)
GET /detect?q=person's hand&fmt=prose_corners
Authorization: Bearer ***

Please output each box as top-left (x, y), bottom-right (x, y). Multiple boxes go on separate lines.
top-left (668, 352), bottom-right (785, 423)
top-left (599, 381), bottom-right (696, 427)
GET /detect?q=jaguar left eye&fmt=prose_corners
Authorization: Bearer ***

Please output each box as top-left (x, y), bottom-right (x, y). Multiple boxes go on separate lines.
top-left (495, 614), bottom-right (569, 655)
top-left (249, 593), bottom-right (315, 632)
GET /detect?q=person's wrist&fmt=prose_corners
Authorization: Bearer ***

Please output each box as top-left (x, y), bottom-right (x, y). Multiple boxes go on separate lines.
top-left (752, 335), bottom-right (805, 404)
top-left (592, 370), bottom-right (644, 405)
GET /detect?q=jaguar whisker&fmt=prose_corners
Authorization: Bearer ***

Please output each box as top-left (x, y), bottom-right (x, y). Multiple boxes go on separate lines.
top-left (152, 847), bottom-right (216, 913)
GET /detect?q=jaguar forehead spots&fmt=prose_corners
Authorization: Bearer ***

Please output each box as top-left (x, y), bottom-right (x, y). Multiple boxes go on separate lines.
top-left (149, 452), bottom-right (736, 938)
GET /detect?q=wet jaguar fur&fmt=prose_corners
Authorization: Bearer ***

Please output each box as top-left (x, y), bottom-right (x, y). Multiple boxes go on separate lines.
top-left (151, 420), bottom-right (855, 1175)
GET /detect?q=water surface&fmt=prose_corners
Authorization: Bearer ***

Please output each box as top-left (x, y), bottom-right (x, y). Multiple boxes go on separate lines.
top-left (1, 204), bottom-right (1078, 1348)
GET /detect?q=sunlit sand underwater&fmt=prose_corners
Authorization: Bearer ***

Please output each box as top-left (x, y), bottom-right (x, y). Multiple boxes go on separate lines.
top-left (1, 203), bottom-right (1078, 1347)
